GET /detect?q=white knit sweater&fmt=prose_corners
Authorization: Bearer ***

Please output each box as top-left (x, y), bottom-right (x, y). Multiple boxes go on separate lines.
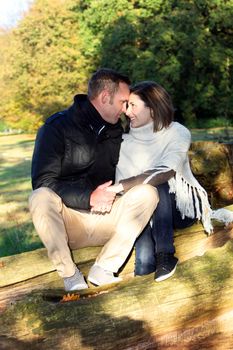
top-left (116, 121), bottom-right (214, 233)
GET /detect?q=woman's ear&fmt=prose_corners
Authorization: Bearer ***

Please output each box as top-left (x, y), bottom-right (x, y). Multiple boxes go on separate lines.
top-left (150, 108), bottom-right (154, 119)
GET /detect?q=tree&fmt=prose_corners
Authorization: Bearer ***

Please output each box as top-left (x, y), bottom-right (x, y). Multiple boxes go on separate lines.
top-left (0, 0), bottom-right (232, 131)
top-left (0, 0), bottom-right (87, 131)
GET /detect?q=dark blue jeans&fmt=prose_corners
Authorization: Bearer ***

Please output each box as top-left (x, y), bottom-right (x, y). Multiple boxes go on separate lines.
top-left (135, 182), bottom-right (196, 275)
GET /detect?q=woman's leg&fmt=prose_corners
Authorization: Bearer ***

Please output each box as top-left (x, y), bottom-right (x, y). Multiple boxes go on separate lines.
top-left (153, 185), bottom-right (197, 250)
top-left (135, 182), bottom-right (174, 276)
top-left (135, 183), bottom-right (197, 279)
top-left (170, 192), bottom-right (197, 229)
top-left (152, 182), bottom-right (175, 254)
top-left (134, 222), bottom-right (156, 275)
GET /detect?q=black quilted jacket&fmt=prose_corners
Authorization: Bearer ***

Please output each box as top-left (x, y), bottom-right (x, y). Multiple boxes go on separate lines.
top-left (31, 94), bottom-right (123, 210)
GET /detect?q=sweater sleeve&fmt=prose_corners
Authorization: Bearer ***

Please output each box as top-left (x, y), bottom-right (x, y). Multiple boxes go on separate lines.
top-left (120, 169), bottom-right (175, 192)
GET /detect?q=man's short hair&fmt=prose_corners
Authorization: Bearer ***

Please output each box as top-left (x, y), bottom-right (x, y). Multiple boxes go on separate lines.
top-left (88, 68), bottom-right (130, 100)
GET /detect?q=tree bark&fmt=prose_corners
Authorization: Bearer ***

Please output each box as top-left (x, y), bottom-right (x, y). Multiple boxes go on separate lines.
top-left (0, 239), bottom-right (233, 349)
top-left (0, 206), bottom-right (233, 350)
top-left (189, 141), bottom-right (233, 207)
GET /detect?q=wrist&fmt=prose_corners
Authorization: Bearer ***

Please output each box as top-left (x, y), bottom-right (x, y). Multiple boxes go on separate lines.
top-left (117, 183), bottom-right (124, 192)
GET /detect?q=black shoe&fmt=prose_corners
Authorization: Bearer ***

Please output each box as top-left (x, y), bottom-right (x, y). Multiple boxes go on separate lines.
top-left (154, 253), bottom-right (178, 282)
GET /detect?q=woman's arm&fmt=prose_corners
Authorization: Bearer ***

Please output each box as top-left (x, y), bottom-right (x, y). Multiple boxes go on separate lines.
top-left (108, 169), bottom-right (175, 193)
top-left (119, 169), bottom-right (175, 192)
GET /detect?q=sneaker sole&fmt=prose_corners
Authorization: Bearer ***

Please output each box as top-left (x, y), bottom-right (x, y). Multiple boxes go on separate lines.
top-left (65, 283), bottom-right (88, 291)
top-left (155, 263), bottom-right (178, 282)
top-left (88, 276), bottom-right (122, 286)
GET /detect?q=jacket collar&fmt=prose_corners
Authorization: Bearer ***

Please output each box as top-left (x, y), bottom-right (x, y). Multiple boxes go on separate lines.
top-left (70, 94), bottom-right (123, 137)
top-left (71, 94), bottom-right (107, 135)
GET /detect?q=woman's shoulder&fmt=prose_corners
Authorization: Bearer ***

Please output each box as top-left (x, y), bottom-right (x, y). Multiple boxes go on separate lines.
top-left (170, 122), bottom-right (191, 138)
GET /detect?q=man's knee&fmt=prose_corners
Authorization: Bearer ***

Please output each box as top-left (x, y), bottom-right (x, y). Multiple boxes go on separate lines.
top-left (29, 187), bottom-right (62, 214)
top-left (128, 184), bottom-right (159, 208)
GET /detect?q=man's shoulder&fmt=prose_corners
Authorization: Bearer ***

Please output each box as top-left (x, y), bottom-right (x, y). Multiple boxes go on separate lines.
top-left (45, 110), bottom-right (68, 125)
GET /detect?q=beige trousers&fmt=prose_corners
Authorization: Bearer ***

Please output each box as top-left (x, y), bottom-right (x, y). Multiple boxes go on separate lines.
top-left (29, 184), bottom-right (158, 278)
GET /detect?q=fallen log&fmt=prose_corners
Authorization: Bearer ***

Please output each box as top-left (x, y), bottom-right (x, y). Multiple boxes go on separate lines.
top-left (1, 204), bottom-right (232, 289)
top-left (0, 207), bottom-right (233, 349)
top-left (190, 141), bottom-right (233, 207)
top-left (0, 238), bottom-right (233, 349)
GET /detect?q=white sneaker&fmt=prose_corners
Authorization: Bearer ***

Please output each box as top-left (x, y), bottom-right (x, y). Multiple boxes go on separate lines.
top-left (63, 266), bottom-right (88, 291)
top-left (88, 265), bottom-right (122, 286)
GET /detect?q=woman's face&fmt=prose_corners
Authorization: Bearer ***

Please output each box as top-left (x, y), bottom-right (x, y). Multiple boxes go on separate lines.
top-left (126, 93), bottom-right (153, 128)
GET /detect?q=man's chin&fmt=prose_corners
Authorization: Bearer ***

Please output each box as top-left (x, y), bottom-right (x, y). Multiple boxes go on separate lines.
top-left (110, 116), bottom-right (120, 124)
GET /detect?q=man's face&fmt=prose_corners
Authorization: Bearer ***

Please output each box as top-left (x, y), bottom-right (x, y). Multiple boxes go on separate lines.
top-left (102, 82), bottom-right (130, 124)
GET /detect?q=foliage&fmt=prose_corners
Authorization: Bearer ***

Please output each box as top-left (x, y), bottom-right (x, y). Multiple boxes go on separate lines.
top-left (0, 0), bottom-right (232, 131)
top-left (0, 0), bottom-right (88, 131)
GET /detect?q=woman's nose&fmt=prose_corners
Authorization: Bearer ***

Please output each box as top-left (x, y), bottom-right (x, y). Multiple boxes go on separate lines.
top-left (125, 104), bottom-right (131, 117)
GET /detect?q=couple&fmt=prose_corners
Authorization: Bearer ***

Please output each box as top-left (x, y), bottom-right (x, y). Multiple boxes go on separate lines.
top-left (29, 68), bottom-right (226, 292)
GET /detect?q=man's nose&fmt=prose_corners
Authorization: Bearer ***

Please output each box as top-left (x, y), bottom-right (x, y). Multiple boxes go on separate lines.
top-left (122, 101), bottom-right (128, 114)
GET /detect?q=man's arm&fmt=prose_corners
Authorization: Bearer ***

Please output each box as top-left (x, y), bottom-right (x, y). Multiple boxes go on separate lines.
top-left (32, 124), bottom-right (92, 210)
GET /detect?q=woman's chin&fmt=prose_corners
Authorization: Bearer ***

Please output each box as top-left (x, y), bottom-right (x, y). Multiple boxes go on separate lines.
top-left (130, 121), bottom-right (138, 128)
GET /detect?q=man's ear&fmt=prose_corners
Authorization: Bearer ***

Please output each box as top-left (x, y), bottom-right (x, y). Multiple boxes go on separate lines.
top-left (101, 90), bottom-right (110, 104)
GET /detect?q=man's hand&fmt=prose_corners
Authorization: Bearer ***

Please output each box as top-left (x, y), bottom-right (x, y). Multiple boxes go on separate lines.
top-left (106, 183), bottom-right (124, 194)
top-left (90, 181), bottom-right (116, 213)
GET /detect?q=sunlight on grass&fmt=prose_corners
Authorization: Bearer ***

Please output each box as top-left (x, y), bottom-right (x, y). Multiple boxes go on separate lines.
top-left (191, 127), bottom-right (233, 142)
top-left (0, 134), bottom-right (43, 257)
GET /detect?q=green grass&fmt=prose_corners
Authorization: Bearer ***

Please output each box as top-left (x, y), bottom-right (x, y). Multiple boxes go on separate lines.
top-left (0, 128), bottom-right (232, 257)
top-left (0, 134), bottom-right (43, 257)
top-left (191, 126), bottom-right (233, 142)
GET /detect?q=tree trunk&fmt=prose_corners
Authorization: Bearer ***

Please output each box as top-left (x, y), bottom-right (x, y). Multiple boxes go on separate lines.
top-left (189, 141), bottom-right (233, 207)
top-left (0, 206), bottom-right (233, 350)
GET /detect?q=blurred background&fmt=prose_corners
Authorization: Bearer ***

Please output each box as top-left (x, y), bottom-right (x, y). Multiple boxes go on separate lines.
top-left (0, 0), bottom-right (232, 257)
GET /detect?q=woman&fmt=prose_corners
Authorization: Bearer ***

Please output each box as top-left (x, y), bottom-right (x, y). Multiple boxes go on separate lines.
top-left (109, 81), bottom-right (231, 282)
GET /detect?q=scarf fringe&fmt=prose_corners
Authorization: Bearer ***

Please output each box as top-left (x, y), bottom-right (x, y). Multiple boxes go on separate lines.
top-left (168, 174), bottom-right (213, 234)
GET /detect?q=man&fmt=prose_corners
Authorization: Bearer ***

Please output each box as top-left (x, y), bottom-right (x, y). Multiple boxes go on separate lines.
top-left (29, 68), bottom-right (159, 291)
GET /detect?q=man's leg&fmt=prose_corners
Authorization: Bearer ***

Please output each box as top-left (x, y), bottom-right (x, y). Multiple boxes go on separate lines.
top-left (30, 185), bottom-right (158, 287)
top-left (87, 184), bottom-right (159, 284)
top-left (29, 187), bottom-right (89, 290)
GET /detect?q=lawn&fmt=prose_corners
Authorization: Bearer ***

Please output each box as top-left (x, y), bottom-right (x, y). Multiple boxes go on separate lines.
top-left (0, 127), bottom-right (232, 257)
top-left (191, 126), bottom-right (233, 142)
top-left (0, 134), bottom-right (43, 257)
